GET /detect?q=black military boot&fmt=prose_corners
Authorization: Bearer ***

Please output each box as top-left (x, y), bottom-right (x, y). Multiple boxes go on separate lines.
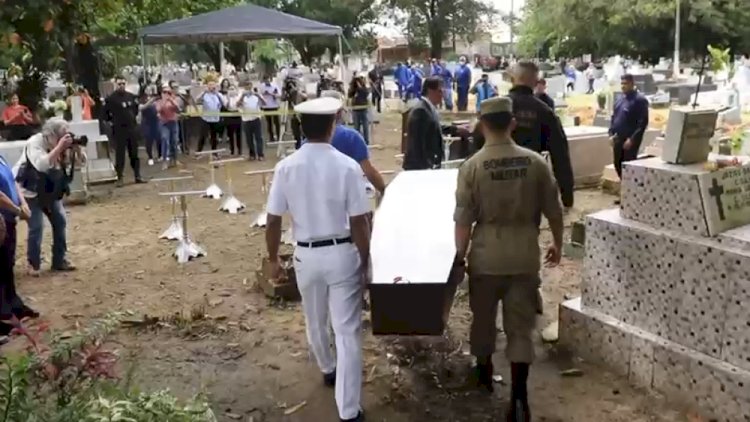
top-left (474, 356), bottom-right (494, 393)
top-left (506, 362), bottom-right (531, 422)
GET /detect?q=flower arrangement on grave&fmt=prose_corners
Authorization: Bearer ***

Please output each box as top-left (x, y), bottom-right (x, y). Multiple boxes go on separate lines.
top-left (50, 99), bottom-right (67, 117)
top-left (708, 45), bottom-right (735, 83)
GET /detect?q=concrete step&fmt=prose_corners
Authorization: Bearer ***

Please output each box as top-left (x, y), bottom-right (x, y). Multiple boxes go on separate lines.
top-left (560, 297), bottom-right (750, 422)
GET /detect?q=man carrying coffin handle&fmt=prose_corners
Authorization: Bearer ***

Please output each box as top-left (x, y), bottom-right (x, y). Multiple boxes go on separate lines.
top-left (265, 97), bottom-right (371, 422)
top-left (453, 97), bottom-right (564, 422)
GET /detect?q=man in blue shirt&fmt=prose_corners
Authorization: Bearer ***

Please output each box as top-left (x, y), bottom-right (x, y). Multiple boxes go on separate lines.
top-left (472, 74), bottom-right (496, 113)
top-left (0, 154), bottom-right (37, 331)
top-left (395, 63), bottom-right (408, 102)
top-left (455, 56), bottom-right (472, 111)
top-left (440, 62), bottom-right (454, 111)
top-left (430, 58), bottom-right (442, 77)
top-left (305, 91), bottom-right (386, 195)
top-left (609, 74), bottom-right (649, 179)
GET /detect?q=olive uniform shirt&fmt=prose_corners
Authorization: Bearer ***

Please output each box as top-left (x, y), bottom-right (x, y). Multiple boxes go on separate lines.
top-left (454, 136), bottom-right (564, 276)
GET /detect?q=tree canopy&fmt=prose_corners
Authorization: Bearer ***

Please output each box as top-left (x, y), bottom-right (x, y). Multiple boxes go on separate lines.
top-left (517, 0), bottom-right (750, 62)
top-left (390, 0), bottom-right (496, 59)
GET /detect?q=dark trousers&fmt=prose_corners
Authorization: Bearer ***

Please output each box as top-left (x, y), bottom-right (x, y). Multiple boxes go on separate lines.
top-left (587, 79), bottom-right (595, 94)
top-left (371, 88), bottom-right (382, 113)
top-left (0, 219), bottom-right (25, 319)
top-left (613, 138), bottom-right (640, 179)
top-left (198, 121), bottom-right (222, 152)
top-left (262, 108), bottom-right (280, 142)
top-left (457, 87), bottom-right (469, 111)
top-left (291, 116), bottom-right (302, 149)
top-left (113, 127), bottom-right (141, 179)
top-left (243, 119), bottom-right (264, 158)
top-left (225, 117), bottom-right (242, 155)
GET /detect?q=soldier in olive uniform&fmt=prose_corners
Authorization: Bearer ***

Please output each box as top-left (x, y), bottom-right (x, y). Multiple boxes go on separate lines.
top-left (453, 97), bottom-right (564, 422)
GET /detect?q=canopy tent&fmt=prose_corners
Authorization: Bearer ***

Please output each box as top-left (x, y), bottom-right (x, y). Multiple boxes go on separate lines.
top-left (137, 3), bottom-right (342, 44)
top-left (136, 3), bottom-right (344, 77)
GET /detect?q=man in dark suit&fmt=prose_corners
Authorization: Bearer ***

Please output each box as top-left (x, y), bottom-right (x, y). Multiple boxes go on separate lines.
top-left (403, 77), bottom-right (444, 170)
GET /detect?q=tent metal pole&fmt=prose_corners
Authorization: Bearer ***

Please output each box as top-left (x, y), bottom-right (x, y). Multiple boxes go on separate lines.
top-left (220, 41), bottom-right (226, 75)
top-left (140, 38), bottom-right (148, 81)
top-left (338, 35), bottom-right (344, 81)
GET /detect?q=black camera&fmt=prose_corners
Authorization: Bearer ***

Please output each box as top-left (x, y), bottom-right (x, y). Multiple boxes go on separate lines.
top-left (70, 134), bottom-right (88, 147)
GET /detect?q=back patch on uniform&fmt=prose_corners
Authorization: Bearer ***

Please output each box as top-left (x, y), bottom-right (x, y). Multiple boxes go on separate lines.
top-left (483, 156), bottom-right (530, 181)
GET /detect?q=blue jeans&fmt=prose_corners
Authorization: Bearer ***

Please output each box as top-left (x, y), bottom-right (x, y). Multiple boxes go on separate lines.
top-left (160, 120), bottom-right (179, 160)
top-left (27, 198), bottom-right (67, 270)
top-left (352, 109), bottom-right (370, 145)
top-left (443, 87), bottom-right (454, 110)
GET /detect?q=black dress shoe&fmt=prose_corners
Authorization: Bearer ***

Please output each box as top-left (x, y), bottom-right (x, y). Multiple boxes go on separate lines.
top-left (506, 399), bottom-right (531, 422)
top-left (135, 177), bottom-right (148, 184)
top-left (323, 370), bottom-right (336, 387)
top-left (475, 362), bottom-right (494, 393)
top-left (341, 410), bottom-right (364, 422)
top-left (51, 261), bottom-right (76, 272)
top-left (16, 306), bottom-right (40, 320)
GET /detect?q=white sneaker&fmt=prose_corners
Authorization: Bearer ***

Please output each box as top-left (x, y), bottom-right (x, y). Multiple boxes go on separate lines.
top-left (148, 159), bottom-right (154, 166)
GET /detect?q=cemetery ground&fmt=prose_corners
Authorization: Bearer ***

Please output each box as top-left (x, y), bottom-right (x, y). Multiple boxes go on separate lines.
top-left (9, 97), bottom-right (706, 421)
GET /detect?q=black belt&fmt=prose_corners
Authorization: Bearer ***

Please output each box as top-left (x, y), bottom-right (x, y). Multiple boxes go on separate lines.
top-left (297, 236), bottom-right (352, 248)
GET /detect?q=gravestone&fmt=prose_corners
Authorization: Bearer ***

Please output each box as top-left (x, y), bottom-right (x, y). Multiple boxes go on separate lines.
top-left (661, 107), bottom-right (718, 164)
top-left (564, 125), bottom-right (660, 186)
top-left (560, 151), bottom-right (750, 420)
top-left (632, 74), bottom-right (657, 95)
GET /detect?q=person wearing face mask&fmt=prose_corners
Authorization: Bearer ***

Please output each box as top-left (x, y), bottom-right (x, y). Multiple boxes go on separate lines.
top-left (259, 75), bottom-right (281, 143)
top-left (104, 76), bottom-right (146, 187)
top-left (455, 56), bottom-right (472, 112)
top-left (196, 79), bottom-right (227, 156)
top-left (222, 81), bottom-right (244, 156)
top-left (156, 85), bottom-right (181, 169)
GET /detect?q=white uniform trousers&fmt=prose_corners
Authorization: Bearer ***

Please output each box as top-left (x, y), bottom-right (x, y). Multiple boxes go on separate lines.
top-left (293, 242), bottom-right (363, 420)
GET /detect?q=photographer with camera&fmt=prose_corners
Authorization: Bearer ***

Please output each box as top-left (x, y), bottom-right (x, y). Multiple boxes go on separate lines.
top-left (13, 119), bottom-right (78, 276)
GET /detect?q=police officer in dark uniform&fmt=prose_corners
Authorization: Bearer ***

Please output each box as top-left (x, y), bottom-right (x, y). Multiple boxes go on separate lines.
top-left (507, 62), bottom-right (574, 208)
top-left (104, 76), bottom-right (146, 187)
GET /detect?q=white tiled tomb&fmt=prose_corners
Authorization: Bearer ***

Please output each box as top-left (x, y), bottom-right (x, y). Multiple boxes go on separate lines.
top-left (561, 156), bottom-right (750, 420)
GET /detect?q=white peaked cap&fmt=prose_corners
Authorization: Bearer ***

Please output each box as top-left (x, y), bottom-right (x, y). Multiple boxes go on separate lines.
top-left (293, 97), bottom-right (342, 115)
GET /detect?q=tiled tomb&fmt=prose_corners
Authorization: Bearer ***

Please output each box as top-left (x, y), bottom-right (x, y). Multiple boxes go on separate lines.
top-left (561, 159), bottom-right (750, 420)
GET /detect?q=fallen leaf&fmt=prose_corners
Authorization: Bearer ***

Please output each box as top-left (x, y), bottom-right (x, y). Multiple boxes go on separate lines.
top-left (209, 298), bottom-right (224, 307)
top-left (283, 401), bottom-right (307, 415)
top-left (560, 368), bottom-right (584, 377)
top-left (225, 413), bottom-right (242, 420)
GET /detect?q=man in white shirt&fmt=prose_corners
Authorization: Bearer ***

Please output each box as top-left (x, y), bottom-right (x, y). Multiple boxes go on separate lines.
top-left (265, 97), bottom-right (371, 422)
top-left (197, 80), bottom-right (226, 155)
top-left (237, 82), bottom-right (266, 160)
top-left (259, 75), bottom-right (281, 143)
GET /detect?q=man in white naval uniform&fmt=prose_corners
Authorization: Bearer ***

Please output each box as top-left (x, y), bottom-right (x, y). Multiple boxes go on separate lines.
top-left (265, 96), bottom-right (371, 422)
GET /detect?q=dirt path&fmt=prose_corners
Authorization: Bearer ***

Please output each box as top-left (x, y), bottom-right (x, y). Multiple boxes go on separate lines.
top-left (9, 114), bottom-right (691, 421)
